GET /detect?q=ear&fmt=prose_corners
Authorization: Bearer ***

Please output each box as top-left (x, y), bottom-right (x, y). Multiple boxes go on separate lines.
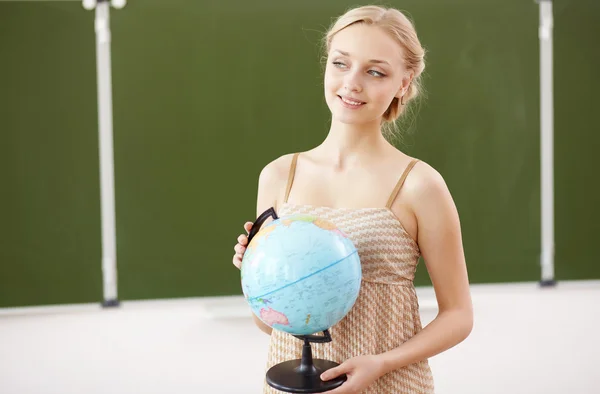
top-left (396, 71), bottom-right (414, 98)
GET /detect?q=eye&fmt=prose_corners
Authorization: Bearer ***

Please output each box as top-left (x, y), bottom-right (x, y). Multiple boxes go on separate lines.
top-left (332, 61), bottom-right (347, 68)
top-left (368, 70), bottom-right (386, 78)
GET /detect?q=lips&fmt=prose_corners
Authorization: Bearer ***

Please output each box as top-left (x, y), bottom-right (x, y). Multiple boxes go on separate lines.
top-left (338, 95), bottom-right (366, 108)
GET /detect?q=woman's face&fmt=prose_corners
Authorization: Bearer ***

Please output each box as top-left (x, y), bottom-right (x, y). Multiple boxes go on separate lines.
top-left (324, 23), bottom-right (408, 126)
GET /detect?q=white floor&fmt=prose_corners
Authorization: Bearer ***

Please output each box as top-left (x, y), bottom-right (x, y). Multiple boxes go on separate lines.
top-left (1, 280), bottom-right (599, 394)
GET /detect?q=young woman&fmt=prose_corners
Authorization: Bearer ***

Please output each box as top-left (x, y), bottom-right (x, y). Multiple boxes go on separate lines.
top-left (233, 5), bottom-right (473, 393)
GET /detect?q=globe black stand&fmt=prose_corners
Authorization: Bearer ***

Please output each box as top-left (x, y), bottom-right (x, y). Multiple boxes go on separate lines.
top-left (266, 329), bottom-right (346, 393)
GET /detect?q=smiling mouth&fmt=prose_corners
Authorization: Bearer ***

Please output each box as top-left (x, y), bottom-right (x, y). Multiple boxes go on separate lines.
top-left (338, 95), bottom-right (366, 107)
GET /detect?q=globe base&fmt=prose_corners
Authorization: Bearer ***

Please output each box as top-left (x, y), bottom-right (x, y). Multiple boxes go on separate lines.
top-left (266, 331), bottom-right (346, 393)
top-left (266, 358), bottom-right (346, 393)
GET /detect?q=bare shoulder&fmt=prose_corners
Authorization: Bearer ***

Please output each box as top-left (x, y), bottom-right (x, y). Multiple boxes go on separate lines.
top-left (408, 159), bottom-right (451, 198)
top-left (256, 153), bottom-right (297, 213)
top-left (258, 153), bottom-right (296, 188)
top-left (405, 158), bottom-right (460, 227)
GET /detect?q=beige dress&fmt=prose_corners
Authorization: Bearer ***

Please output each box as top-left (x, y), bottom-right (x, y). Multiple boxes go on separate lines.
top-left (263, 153), bottom-right (435, 393)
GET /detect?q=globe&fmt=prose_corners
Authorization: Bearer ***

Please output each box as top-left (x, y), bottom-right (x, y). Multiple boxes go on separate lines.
top-left (240, 214), bottom-right (362, 336)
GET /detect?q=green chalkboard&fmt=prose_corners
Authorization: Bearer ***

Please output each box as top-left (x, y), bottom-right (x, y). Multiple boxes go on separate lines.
top-left (0, 0), bottom-right (598, 308)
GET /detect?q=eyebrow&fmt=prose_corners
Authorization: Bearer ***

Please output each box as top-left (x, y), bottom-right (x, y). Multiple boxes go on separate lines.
top-left (333, 49), bottom-right (390, 65)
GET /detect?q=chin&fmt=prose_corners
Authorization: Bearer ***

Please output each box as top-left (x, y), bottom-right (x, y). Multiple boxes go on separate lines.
top-left (334, 115), bottom-right (366, 125)
top-left (330, 108), bottom-right (379, 126)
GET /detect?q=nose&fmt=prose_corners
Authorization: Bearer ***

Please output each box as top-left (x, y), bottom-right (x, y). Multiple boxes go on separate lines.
top-left (343, 70), bottom-right (362, 93)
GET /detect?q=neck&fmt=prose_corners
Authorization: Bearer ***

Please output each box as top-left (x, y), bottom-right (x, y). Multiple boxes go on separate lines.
top-left (317, 118), bottom-right (391, 168)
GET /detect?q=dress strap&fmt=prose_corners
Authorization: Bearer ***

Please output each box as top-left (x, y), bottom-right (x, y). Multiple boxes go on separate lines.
top-left (283, 153), bottom-right (300, 203)
top-left (385, 159), bottom-right (419, 208)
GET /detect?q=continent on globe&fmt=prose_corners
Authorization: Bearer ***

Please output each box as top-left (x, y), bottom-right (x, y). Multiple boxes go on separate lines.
top-left (282, 215), bottom-right (314, 227)
top-left (256, 297), bottom-right (272, 305)
top-left (281, 216), bottom-right (348, 238)
top-left (314, 219), bottom-right (349, 238)
top-left (313, 219), bottom-right (336, 231)
top-left (260, 307), bottom-right (290, 326)
top-left (247, 225), bottom-right (277, 252)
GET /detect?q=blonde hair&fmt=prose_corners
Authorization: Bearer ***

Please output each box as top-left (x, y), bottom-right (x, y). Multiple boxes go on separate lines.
top-left (323, 5), bottom-right (426, 139)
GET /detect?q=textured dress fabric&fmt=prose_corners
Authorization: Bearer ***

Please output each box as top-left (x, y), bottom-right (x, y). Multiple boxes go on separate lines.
top-left (262, 154), bottom-right (435, 393)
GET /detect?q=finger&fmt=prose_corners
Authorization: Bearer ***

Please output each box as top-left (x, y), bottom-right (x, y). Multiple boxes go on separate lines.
top-left (234, 244), bottom-right (246, 254)
top-left (321, 363), bottom-right (350, 381)
top-left (232, 256), bottom-right (241, 269)
top-left (237, 234), bottom-right (248, 245)
top-left (244, 222), bottom-right (253, 233)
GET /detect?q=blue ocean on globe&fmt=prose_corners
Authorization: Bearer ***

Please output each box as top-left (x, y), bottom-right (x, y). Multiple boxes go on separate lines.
top-left (240, 214), bottom-right (362, 336)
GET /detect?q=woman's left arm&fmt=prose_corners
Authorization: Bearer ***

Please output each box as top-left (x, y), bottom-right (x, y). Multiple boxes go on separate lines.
top-left (378, 163), bottom-right (474, 374)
